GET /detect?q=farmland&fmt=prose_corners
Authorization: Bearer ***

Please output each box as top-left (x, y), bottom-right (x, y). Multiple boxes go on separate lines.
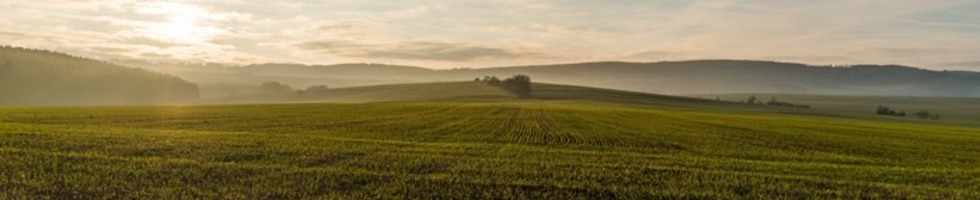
top-left (699, 93), bottom-right (980, 127)
top-left (1, 82), bottom-right (979, 199)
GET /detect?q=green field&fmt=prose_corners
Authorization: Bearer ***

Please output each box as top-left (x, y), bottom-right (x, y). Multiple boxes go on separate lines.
top-left (2, 83), bottom-right (979, 199)
top-left (696, 94), bottom-right (980, 127)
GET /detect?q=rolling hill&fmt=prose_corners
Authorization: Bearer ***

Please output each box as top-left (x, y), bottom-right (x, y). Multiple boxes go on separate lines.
top-left (206, 81), bottom-right (742, 107)
top-left (698, 93), bottom-right (980, 127)
top-left (473, 60), bottom-right (980, 97)
top-left (207, 82), bottom-right (516, 104)
top-left (207, 81), bottom-right (980, 128)
top-left (122, 60), bottom-right (980, 98)
top-left (0, 46), bottom-right (200, 105)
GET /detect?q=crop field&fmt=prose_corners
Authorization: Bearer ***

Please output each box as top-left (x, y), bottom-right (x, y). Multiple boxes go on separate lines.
top-left (1, 100), bottom-right (978, 199)
top-left (698, 93), bottom-right (980, 127)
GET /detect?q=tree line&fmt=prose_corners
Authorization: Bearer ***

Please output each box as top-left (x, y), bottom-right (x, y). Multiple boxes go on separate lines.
top-left (740, 96), bottom-right (810, 109)
top-left (876, 106), bottom-right (940, 120)
top-left (475, 75), bottom-right (532, 97)
top-left (259, 81), bottom-right (330, 95)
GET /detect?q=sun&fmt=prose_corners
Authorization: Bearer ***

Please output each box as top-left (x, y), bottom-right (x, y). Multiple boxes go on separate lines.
top-left (155, 14), bottom-right (198, 41)
top-left (137, 1), bottom-right (217, 44)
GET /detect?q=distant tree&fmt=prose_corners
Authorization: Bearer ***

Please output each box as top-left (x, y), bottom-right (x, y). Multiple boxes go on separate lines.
top-left (915, 111), bottom-right (929, 119)
top-left (746, 96), bottom-right (757, 104)
top-left (876, 106), bottom-right (908, 116)
top-left (914, 111), bottom-right (940, 120)
top-left (877, 106), bottom-right (892, 115)
top-left (502, 75), bottom-right (532, 97)
top-left (487, 76), bottom-right (502, 86)
top-left (762, 97), bottom-right (810, 109)
top-left (259, 81), bottom-right (293, 93)
top-left (480, 75), bottom-right (532, 97)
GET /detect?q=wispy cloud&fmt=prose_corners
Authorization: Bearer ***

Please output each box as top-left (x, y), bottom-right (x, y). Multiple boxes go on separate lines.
top-left (1, 0), bottom-right (979, 70)
top-left (298, 40), bottom-right (550, 61)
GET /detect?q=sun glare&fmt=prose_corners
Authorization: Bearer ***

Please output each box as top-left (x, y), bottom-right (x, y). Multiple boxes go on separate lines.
top-left (137, 1), bottom-right (215, 44)
top-left (156, 14), bottom-right (197, 41)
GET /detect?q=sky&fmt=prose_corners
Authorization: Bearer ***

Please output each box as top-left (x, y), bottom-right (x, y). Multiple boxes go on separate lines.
top-left (2, 0), bottom-right (980, 70)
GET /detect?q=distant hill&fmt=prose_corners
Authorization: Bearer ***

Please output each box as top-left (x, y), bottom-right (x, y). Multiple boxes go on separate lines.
top-left (114, 61), bottom-right (440, 98)
top-left (207, 82), bottom-right (515, 104)
top-left (122, 60), bottom-right (980, 98)
top-left (696, 93), bottom-right (980, 127)
top-left (0, 46), bottom-right (199, 105)
top-left (207, 81), bottom-right (746, 111)
top-left (471, 60), bottom-right (980, 97)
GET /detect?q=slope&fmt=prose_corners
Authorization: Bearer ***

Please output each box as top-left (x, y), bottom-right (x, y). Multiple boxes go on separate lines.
top-left (124, 60), bottom-right (980, 98)
top-left (206, 81), bottom-right (754, 109)
top-left (0, 46), bottom-right (200, 105)
top-left (206, 82), bottom-right (517, 104)
top-left (471, 60), bottom-right (980, 97)
top-left (700, 93), bottom-right (980, 127)
top-left (306, 82), bottom-right (517, 102)
top-left (209, 81), bottom-right (977, 128)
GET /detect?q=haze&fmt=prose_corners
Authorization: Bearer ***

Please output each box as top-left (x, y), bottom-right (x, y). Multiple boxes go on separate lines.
top-left (2, 0), bottom-right (980, 70)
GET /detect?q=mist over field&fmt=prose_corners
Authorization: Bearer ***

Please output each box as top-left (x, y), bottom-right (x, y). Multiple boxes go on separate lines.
top-left (117, 60), bottom-right (980, 99)
top-left (2, 0), bottom-right (980, 199)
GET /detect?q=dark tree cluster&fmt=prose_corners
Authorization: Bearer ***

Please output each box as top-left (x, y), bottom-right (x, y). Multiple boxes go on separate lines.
top-left (876, 106), bottom-right (906, 117)
top-left (742, 96), bottom-right (809, 109)
top-left (259, 81), bottom-right (294, 93)
top-left (875, 106), bottom-right (940, 120)
top-left (914, 111), bottom-right (940, 120)
top-left (476, 76), bottom-right (502, 86)
top-left (258, 82), bottom-right (330, 96)
top-left (745, 96), bottom-right (758, 104)
top-left (476, 75), bottom-right (532, 97)
top-left (766, 97), bottom-right (811, 109)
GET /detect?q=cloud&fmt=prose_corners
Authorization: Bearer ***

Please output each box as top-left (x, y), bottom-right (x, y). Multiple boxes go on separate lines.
top-left (0, 31), bottom-right (25, 38)
top-left (307, 19), bottom-right (380, 39)
top-left (139, 52), bottom-right (174, 59)
top-left (941, 60), bottom-right (980, 67)
top-left (114, 37), bottom-right (183, 49)
top-left (87, 46), bottom-right (131, 54)
top-left (618, 50), bottom-right (685, 60)
top-left (0, 31), bottom-right (65, 45)
top-left (866, 47), bottom-right (949, 57)
top-left (298, 40), bottom-right (549, 61)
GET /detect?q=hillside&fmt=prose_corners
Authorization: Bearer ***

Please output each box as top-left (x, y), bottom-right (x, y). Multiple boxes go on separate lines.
top-left (123, 60), bottom-right (980, 98)
top-left (475, 60), bottom-right (980, 97)
top-left (115, 61), bottom-right (440, 98)
top-left (206, 81), bottom-right (747, 108)
top-left (209, 81), bottom-right (980, 127)
top-left (0, 46), bottom-right (200, 105)
top-left (699, 93), bottom-right (980, 127)
top-left (207, 82), bottom-right (516, 104)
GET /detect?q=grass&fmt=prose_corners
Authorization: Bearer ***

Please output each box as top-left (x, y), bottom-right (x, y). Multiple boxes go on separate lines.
top-left (1, 99), bottom-right (978, 199)
top-left (206, 82), bottom-right (516, 104)
top-left (695, 93), bottom-right (980, 127)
